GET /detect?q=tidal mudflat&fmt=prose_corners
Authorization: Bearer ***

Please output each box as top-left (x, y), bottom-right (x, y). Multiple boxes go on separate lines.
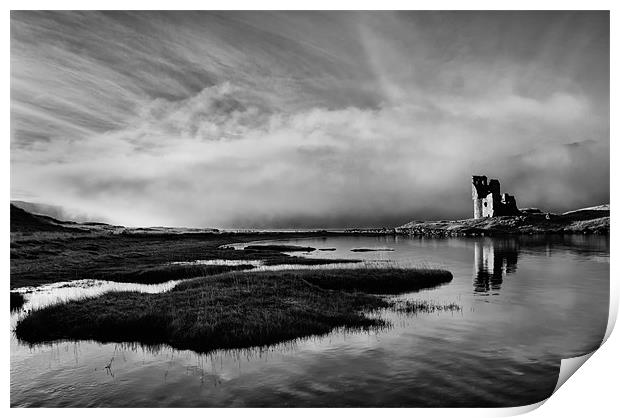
top-left (11, 222), bottom-right (455, 354)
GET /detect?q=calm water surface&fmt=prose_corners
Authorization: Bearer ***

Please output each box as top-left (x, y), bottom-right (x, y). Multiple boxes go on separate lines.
top-left (10, 235), bottom-right (609, 407)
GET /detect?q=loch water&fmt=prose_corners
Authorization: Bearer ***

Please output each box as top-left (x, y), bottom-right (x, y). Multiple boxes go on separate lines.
top-left (10, 235), bottom-right (609, 407)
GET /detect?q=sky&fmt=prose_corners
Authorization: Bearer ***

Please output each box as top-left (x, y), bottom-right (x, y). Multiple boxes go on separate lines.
top-left (10, 11), bottom-right (609, 228)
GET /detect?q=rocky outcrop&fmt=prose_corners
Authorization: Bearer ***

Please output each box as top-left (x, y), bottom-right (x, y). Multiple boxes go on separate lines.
top-left (397, 206), bottom-right (609, 237)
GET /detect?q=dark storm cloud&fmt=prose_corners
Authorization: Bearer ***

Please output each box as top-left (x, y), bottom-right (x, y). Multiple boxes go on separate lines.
top-left (10, 11), bottom-right (609, 227)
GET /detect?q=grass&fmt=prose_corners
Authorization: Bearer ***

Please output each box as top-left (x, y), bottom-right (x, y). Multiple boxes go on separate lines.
top-left (10, 292), bottom-right (25, 312)
top-left (300, 267), bottom-right (453, 294)
top-left (10, 211), bottom-right (458, 353)
top-left (14, 267), bottom-right (453, 353)
top-left (260, 256), bottom-right (360, 266)
top-left (94, 263), bottom-right (256, 284)
top-left (391, 300), bottom-right (462, 314)
top-left (10, 231), bottom-right (360, 289)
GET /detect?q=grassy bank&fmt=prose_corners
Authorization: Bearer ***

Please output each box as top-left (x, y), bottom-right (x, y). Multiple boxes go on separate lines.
top-left (15, 267), bottom-right (452, 353)
top-left (10, 231), bottom-right (360, 289)
top-left (10, 292), bottom-right (25, 312)
top-left (94, 263), bottom-right (256, 284)
top-left (300, 267), bottom-right (452, 294)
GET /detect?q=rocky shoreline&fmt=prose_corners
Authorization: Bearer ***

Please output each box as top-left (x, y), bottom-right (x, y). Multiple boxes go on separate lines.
top-left (395, 216), bottom-right (608, 237)
top-left (339, 207), bottom-right (610, 237)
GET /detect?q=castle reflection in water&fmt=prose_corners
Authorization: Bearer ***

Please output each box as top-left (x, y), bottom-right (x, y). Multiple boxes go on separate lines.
top-left (473, 238), bottom-right (519, 294)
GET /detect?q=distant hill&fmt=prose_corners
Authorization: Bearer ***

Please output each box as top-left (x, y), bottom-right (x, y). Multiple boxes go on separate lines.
top-left (559, 206), bottom-right (609, 222)
top-left (563, 204), bottom-right (609, 215)
top-left (10, 204), bottom-right (78, 233)
top-left (11, 200), bottom-right (107, 224)
top-left (10, 204), bottom-right (219, 235)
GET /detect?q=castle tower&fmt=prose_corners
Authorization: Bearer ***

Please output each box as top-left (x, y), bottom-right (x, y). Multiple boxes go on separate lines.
top-left (472, 175), bottom-right (488, 219)
top-left (483, 179), bottom-right (501, 217)
top-left (488, 179), bottom-right (500, 196)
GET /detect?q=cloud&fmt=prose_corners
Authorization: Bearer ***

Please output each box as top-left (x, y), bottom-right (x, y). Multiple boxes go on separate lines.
top-left (10, 11), bottom-right (609, 227)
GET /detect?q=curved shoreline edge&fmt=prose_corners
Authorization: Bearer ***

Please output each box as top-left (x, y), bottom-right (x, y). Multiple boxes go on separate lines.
top-left (14, 267), bottom-right (454, 354)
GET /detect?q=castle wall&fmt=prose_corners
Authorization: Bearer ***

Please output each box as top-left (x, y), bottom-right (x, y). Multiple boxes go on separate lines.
top-left (481, 193), bottom-right (497, 218)
top-left (473, 199), bottom-right (483, 219)
top-left (500, 193), bottom-right (520, 216)
top-left (472, 175), bottom-right (488, 220)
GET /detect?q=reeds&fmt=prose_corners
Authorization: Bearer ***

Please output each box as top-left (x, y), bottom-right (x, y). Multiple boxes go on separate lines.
top-left (298, 266), bottom-right (453, 294)
top-left (391, 300), bottom-right (462, 314)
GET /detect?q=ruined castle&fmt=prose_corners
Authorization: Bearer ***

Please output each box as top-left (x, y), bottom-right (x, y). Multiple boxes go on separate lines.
top-left (472, 175), bottom-right (520, 219)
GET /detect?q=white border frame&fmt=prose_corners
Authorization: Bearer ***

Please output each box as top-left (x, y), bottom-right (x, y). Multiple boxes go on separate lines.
top-left (3, 2), bottom-right (616, 416)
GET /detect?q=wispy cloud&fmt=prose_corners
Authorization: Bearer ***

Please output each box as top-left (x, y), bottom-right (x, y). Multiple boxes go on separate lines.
top-left (11, 11), bottom-right (609, 227)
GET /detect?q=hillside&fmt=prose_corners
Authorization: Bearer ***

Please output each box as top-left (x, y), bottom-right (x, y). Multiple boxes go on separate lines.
top-left (10, 204), bottom-right (79, 233)
top-left (10, 200), bottom-right (108, 224)
top-left (10, 204), bottom-right (218, 235)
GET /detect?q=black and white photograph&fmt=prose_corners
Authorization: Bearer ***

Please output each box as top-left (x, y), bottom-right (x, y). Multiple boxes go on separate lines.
top-left (8, 7), bottom-right (611, 409)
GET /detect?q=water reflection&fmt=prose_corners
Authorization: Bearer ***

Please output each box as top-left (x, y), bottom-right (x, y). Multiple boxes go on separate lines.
top-left (473, 238), bottom-right (519, 295)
